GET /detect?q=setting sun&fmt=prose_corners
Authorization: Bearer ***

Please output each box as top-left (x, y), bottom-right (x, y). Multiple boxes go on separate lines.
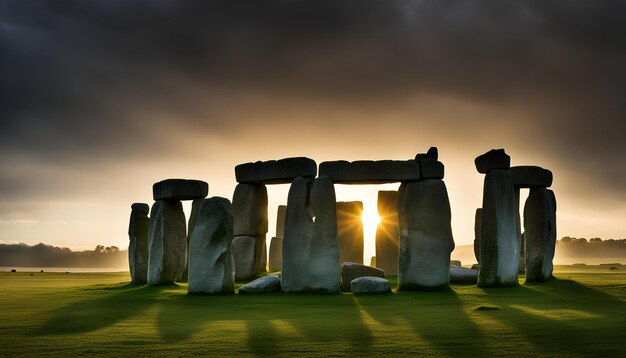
top-left (361, 205), bottom-right (382, 261)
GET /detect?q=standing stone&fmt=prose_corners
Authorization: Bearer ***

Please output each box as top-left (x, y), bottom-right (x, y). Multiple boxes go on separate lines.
top-left (258, 238), bottom-right (267, 272)
top-left (232, 183), bottom-right (268, 236)
top-left (231, 236), bottom-right (257, 281)
top-left (188, 197), bottom-right (235, 294)
top-left (376, 191), bottom-right (399, 276)
top-left (474, 208), bottom-right (482, 263)
top-left (180, 198), bottom-right (204, 282)
top-left (524, 188), bottom-right (557, 282)
top-left (514, 188), bottom-right (524, 273)
top-left (129, 203), bottom-right (149, 284)
top-left (268, 237), bottom-right (283, 272)
top-left (147, 200), bottom-right (187, 285)
top-left (336, 201), bottom-right (364, 265)
top-left (282, 176), bottom-right (340, 293)
top-left (478, 169), bottom-right (520, 287)
top-left (276, 205), bottom-right (287, 238)
top-left (397, 179), bottom-right (455, 290)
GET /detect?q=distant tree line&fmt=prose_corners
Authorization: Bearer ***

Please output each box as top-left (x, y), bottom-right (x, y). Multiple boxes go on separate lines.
top-left (0, 243), bottom-right (127, 268)
top-left (557, 237), bottom-right (626, 258)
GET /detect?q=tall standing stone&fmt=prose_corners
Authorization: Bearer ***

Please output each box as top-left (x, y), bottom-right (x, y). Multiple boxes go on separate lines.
top-left (129, 203), bottom-right (150, 284)
top-left (524, 188), bottom-right (557, 282)
top-left (231, 236), bottom-right (257, 281)
top-left (180, 198), bottom-right (204, 282)
top-left (282, 176), bottom-right (340, 293)
top-left (268, 236), bottom-right (283, 272)
top-left (397, 179), bottom-right (455, 290)
top-left (336, 201), bottom-right (364, 265)
top-left (376, 191), bottom-right (399, 276)
top-left (147, 200), bottom-right (187, 285)
top-left (474, 208), bottom-right (482, 264)
top-left (232, 183), bottom-right (268, 276)
top-left (275, 205), bottom-right (287, 238)
top-left (188, 197), bottom-right (235, 294)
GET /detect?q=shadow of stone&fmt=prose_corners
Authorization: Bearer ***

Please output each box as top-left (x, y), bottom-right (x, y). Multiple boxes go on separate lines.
top-left (31, 283), bottom-right (164, 335)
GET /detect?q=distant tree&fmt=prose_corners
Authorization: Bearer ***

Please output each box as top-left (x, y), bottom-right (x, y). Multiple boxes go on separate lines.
top-left (590, 238), bottom-right (602, 243)
top-left (94, 245), bottom-right (105, 253)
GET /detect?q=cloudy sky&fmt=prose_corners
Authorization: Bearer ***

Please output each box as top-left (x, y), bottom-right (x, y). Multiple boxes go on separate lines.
top-left (1, 1), bottom-right (625, 260)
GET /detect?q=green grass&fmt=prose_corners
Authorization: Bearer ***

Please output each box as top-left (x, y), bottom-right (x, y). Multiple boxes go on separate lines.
top-left (0, 266), bottom-right (625, 357)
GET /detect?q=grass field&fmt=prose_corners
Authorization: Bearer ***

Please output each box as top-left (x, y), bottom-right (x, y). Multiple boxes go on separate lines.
top-left (1, 266), bottom-right (625, 357)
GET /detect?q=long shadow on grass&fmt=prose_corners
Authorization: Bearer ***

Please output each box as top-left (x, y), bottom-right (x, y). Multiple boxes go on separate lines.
top-left (31, 283), bottom-right (165, 335)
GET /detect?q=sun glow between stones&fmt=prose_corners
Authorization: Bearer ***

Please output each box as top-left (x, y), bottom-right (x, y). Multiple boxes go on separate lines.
top-left (361, 206), bottom-right (381, 262)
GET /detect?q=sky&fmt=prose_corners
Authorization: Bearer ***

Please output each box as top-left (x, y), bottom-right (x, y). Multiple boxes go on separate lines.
top-left (1, 1), bottom-right (625, 261)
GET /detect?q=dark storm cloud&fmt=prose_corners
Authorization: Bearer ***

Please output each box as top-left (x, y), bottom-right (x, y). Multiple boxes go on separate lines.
top-left (1, 0), bottom-right (625, 200)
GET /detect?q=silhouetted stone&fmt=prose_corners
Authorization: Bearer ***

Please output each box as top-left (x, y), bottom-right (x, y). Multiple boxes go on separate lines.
top-left (524, 188), bottom-right (557, 282)
top-left (336, 201), bottom-right (364, 265)
top-left (478, 169), bottom-right (520, 287)
top-left (351, 276), bottom-right (391, 294)
top-left (188, 197), bottom-right (235, 294)
top-left (397, 179), bottom-right (455, 290)
top-left (181, 198), bottom-right (204, 282)
top-left (129, 203), bottom-right (150, 284)
top-left (282, 176), bottom-right (340, 293)
top-left (511, 166), bottom-right (553, 188)
top-left (232, 235), bottom-right (256, 281)
top-left (268, 237), bottom-right (282, 272)
top-left (232, 183), bottom-right (268, 237)
top-left (238, 275), bottom-right (281, 294)
top-left (471, 264), bottom-right (481, 270)
top-left (341, 262), bottom-right (384, 291)
top-left (275, 205), bottom-right (287, 238)
top-left (319, 160), bottom-right (420, 184)
top-left (416, 160), bottom-right (444, 179)
top-left (450, 260), bottom-right (462, 266)
top-left (147, 200), bottom-right (187, 285)
top-left (474, 149), bottom-right (510, 174)
top-left (235, 157), bottom-right (317, 184)
top-left (257, 237), bottom-right (267, 273)
top-left (450, 266), bottom-right (478, 284)
top-left (415, 147), bottom-right (438, 161)
top-left (474, 208), bottom-right (482, 263)
top-left (152, 179), bottom-right (208, 201)
top-left (376, 190), bottom-right (399, 276)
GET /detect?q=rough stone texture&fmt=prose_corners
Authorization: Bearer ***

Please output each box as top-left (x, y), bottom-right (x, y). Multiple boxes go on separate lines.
top-left (511, 166), bottom-right (553, 188)
top-left (336, 201), bottom-right (364, 265)
top-left (187, 197), bottom-right (235, 294)
top-left (275, 205), bottom-right (287, 238)
top-left (129, 203), bottom-right (149, 284)
top-left (474, 149), bottom-right (510, 174)
top-left (238, 275), bottom-right (281, 294)
top-left (257, 237), bottom-right (267, 273)
top-left (450, 266), bottom-right (478, 284)
top-left (397, 179), bottom-right (455, 290)
top-left (282, 176), bottom-right (340, 293)
top-left (415, 159), bottom-right (444, 179)
top-left (450, 260), bottom-right (462, 266)
top-left (341, 262), bottom-right (384, 291)
top-left (478, 169), bottom-right (520, 287)
top-left (376, 191), bottom-right (399, 276)
top-left (180, 198), bottom-right (204, 282)
top-left (147, 200), bottom-right (187, 285)
top-left (232, 183), bottom-right (268, 236)
top-left (415, 147), bottom-right (438, 161)
top-left (232, 236), bottom-right (257, 281)
top-left (152, 179), bottom-right (208, 201)
top-left (319, 160), bottom-right (420, 184)
top-left (474, 208), bottom-right (482, 263)
top-left (268, 236), bottom-right (282, 272)
top-left (351, 276), bottom-right (391, 294)
top-left (235, 157), bottom-right (317, 184)
top-left (524, 188), bottom-right (557, 282)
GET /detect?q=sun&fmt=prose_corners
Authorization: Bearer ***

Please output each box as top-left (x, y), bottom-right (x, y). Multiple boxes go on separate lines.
top-left (361, 206), bottom-right (382, 242)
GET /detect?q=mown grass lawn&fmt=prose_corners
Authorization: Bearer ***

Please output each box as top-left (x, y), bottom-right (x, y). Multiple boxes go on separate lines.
top-left (0, 266), bottom-right (624, 357)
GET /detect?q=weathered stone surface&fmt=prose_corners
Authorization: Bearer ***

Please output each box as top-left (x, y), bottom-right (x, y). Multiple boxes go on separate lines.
top-left (474, 208), bottom-right (482, 263)
top-left (341, 262), bottom-right (384, 291)
top-left (351, 276), bottom-right (391, 294)
top-left (450, 266), bottom-right (478, 284)
top-left (319, 160), bottom-right (420, 184)
top-left (478, 169), bottom-right (520, 287)
top-left (257, 237), bottom-right (267, 273)
top-left (147, 200), bottom-right (187, 285)
top-left (397, 179), bottom-right (455, 290)
top-left (524, 188), bottom-right (557, 282)
top-left (450, 260), bottom-right (462, 266)
top-left (232, 236), bottom-right (257, 281)
top-left (416, 160), bottom-right (444, 179)
top-left (180, 198), bottom-right (204, 282)
top-left (152, 179), bottom-right (208, 201)
top-left (238, 275), bottom-right (281, 294)
top-left (129, 203), bottom-right (149, 284)
top-left (336, 201), bottom-right (364, 265)
top-left (415, 147), bottom-right (438, 161)
top-left (235, 157), bottom-right (317, 184)
top-left (187, 197), bottom-right (235, 294)
top-left (232, 183), bottom-right (268, 236)
top-left (282, 176), bottom-right (340, 293)
top-left (275, 205), bottom-right (287, 238)
top-left (268, 237), bottom-right (282, 272)
top-left (511, 166), bottom-right (553, 188)
top-left (376, 191), bottom-right (399, 276)
top-left (474, 149), bottom-right (510, 174)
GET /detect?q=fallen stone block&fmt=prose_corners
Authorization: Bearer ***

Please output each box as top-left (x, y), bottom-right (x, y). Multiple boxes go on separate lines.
top-left (238, 275), bottom-right (281, 294)
top-left (341, 262), bottom-right (384, 291)
top-left (450, 266), bottom-right (478, 284)
top-left (351, 276), bottom-right (391, 294)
